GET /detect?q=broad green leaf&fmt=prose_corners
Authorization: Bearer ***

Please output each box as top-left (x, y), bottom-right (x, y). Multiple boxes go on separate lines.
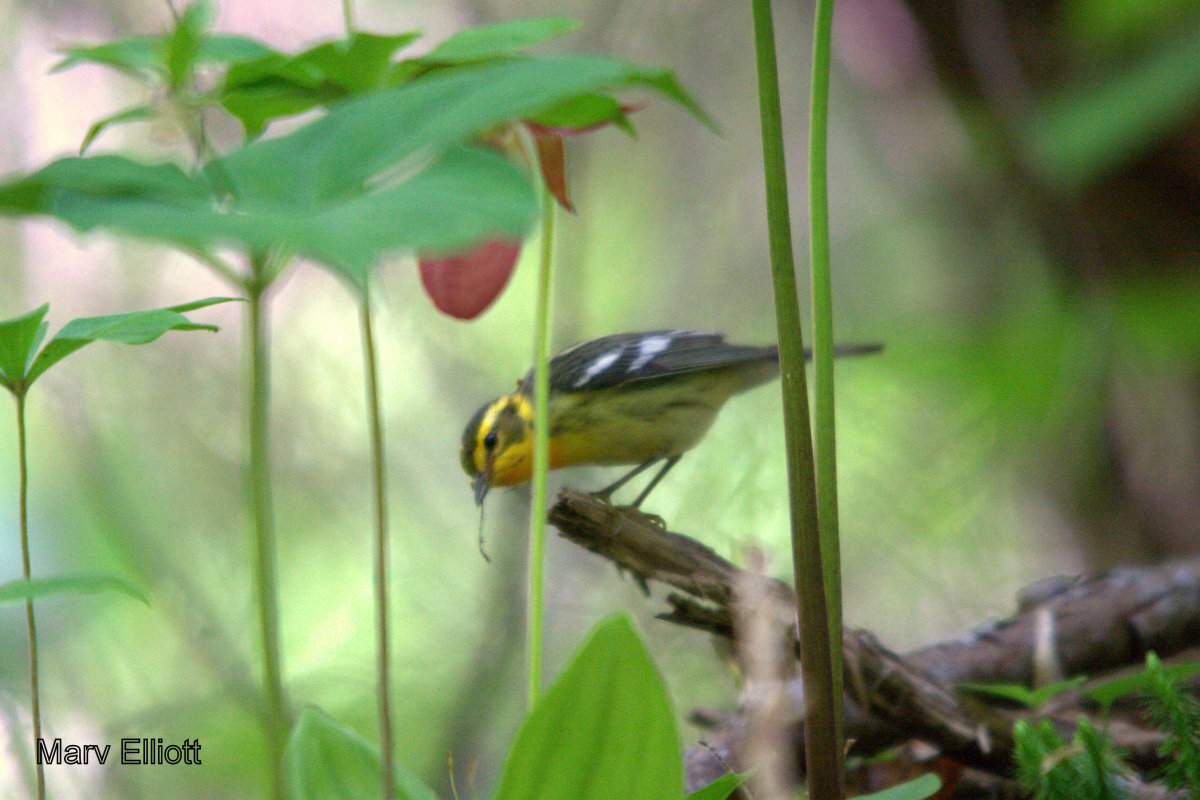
top-left (219, 32), bottom-right (421, 136)
top-left (421, 17), bottom-right (579, 64)
top-left (493, 613), bottom-right (682, 800)
top-left (222, 31), bottom-right (419, 93)
top-left (221, 49), bottom-right (328, 98)
top-left (165, 0), bottom-right (213, 92)
top-left (211, 54), bottom-right (710, 209)
top-left (683, 774), bottom-right (745, 800)
top-left (191, 34), bottom-right (277, 66)
top-left (283, 706), bottom-right (438, 800)
top-left (529, 92), bottom-right (636, 136)
top-left (0, 304), bottom-right (49, 390)
top-left (165, 297), bottom-right (241, 314)
top-left (220, 85), bottom-right (341, 140)
top-left (0, 155), bottom-right (231, 263)
top-left (27, 322), bottom-right (49, 378)
top-left (1062, 0), bottom-right (1197, 51)
top-left (1117, 282), bottom-right (1200, 354)
top-left (959, 675), bottom-right (1087, 709)
top-left (53, 36), bottom-right (167, 79)
top-left (300, 145), bottom-right (536, 286)
top-left (54, 33), bottom-right (273, 81)
top-left (0, 574), bottom-right (147, 605)
top-left (284, 707), bottom-right (378, 800)
top-left (1085, 659), bottom-right (1200, 710)
top-left (852, 774), bottom-right (942, 800)
top-left (219, 17), bottom-right (645, 140)
top-left (23, 297), bottom-right (236, 386)
top-left (634, 69), bottom-right (714, 131)
top-left (0, 154), bottom-right (210, 212)
top-left (0, 147), bottom-right (534, 290)
top-left (292, 32), bottom-right (421, 92)
top-left (2, 55), bottom-right (706, 283)
top-left (1024, 20), bottom-right (1200, 188)
top-left (80, 103), bottom-right (156, 154)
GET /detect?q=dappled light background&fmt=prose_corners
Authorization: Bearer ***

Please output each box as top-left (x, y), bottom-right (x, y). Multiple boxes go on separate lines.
top-left (2, 0), bottom-right (1199, 797)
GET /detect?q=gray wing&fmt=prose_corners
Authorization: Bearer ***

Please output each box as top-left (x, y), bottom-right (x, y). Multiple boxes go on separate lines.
top-left (533, 330), bottom-right (779, 392)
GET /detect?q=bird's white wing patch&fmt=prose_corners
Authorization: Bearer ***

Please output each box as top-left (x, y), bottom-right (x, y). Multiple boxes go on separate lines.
top-left (573, 350), bottom-right (622, 388)
top-left (626, 334), bottom-right (673, 373)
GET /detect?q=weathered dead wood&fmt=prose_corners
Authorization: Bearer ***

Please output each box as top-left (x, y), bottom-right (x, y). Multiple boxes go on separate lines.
top-left (548, 488), bottom-right (1200, 794)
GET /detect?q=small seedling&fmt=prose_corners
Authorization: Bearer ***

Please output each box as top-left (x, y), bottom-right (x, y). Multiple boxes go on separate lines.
top-left (0, 297), bottom-right (233, 800)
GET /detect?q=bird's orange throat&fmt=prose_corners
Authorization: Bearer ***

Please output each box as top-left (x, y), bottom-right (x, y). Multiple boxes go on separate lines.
top-left (486, 439), bottom-right (568, 488)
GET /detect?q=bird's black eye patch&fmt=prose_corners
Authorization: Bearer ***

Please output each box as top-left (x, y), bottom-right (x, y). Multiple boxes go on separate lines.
top-left (484, 430), bottom-right (499, 450)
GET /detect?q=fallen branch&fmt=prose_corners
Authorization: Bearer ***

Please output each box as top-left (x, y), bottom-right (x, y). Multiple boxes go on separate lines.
top-left (548, 489), bottom-right (1200, 794)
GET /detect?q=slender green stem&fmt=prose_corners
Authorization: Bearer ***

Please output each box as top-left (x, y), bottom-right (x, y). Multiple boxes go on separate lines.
top-left (335, 1), bottom-right (393, 792)
top-left (360, 297), bottom-right (395, 800)
top-left (247, 274), bottom-right (286, 800)
top-left (808, 0), bottom-right (845, 739)
top-left (165, 19), bottom-right (287, 790)
top-left (16, 394), bottom-right (45, 800)
top-left (750, 0), bottom-right (843, 797)
top-left (527, 185), bottom-right (556, 708)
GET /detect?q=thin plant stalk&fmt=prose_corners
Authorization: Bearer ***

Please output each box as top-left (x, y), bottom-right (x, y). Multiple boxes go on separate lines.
top-left (246, 273), bottom-right (286, 800)
top-left (750, 0), bottom-right (843, 796)
top-left (333, 3), bottom-right (394, 794)
top-left (16, 394), bottom-right (45, 800)
top-left (808, 0), bottom-right (845, 737)
top-left (360, 297), bottom-right (395, 800)
top-left (527, 184), bottom-right (556, 707)
top-left (170, 45), bottom-right (288, 796)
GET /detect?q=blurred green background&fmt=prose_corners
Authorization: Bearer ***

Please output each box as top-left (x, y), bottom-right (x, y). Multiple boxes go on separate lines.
top-left (2, 0), bottom-right (1199, 797)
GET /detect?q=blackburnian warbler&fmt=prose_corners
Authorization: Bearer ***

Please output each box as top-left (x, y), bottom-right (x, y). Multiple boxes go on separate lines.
top-left (461, 330), bottom-right (881, 507)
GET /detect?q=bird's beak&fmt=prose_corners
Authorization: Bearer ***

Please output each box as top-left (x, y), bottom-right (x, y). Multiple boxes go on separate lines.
top-left (473, 468), bottom-right (493, 506)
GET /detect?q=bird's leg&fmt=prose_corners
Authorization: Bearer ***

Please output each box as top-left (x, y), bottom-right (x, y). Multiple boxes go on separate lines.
top-left (629, 455), bottom-right (681, 509)
top-left (592, 457), bottom-right (659, 502)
